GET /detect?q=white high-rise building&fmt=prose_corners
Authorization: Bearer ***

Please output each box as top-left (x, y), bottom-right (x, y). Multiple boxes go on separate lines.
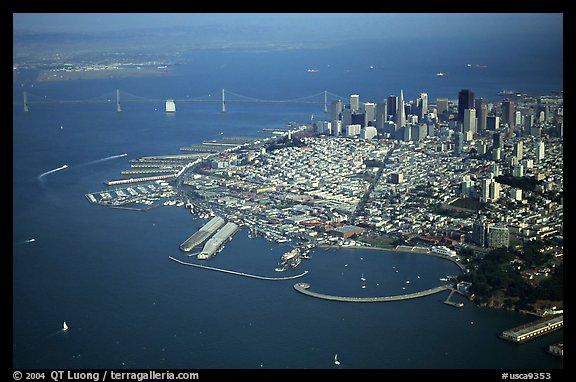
top-left (363, 102), bottom-right (376, 123)
top-left (396, 90), bottom-right (407, 128)
top-left (418, 92), bottom-right (428, 119)
top-left (490, 180), bottom-right (501, 202)
top-left (360, 126), bottom-right (377, 139)
top-left (513, 140), bottom-right (524, 161)
top-left (511, 188), bottom-right (523, 201)
top-left (350, 94), bottom-right (360, 112)
top-left (464, 108), bottom-right (477, 136)
top-left (536, 140), bottom-right (545, 162)
top-left (481, 178), bottom-right (492, 203)
top-left (461, 175), bottom-right (473, 196)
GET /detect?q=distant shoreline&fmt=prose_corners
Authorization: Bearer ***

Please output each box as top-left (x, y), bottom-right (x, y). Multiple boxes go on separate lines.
top-left (36, 67), bottom-right (174, 82)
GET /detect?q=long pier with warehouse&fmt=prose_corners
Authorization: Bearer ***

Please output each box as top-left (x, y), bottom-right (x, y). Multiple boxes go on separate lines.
top-left (180, 216), bottom-right (225, 252)
top-left (197, 222), bottom-right (239, 259)
top-left (500, 315), bottom-right (563, 343)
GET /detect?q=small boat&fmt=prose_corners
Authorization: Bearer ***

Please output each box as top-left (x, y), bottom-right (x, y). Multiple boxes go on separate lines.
top-left (63, 321), bottom-right (68, 331)
top-left (436, 72), bottom-right (445, 77)
top-left (361, 284), bottom-right (366, 289)
top-left (334, 353), bottom-right (340, 365)
top-left (60, 125), bottom-right (63, 129)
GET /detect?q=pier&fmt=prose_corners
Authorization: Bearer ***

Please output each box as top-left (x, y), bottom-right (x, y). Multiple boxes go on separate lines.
top-left (293, 282), bottom-right (450, 303)
top-left (180, 216), bottom-right (225, 252)
top-left (169, 256), bottom-right (308, 281)
top-left (443, 289), bottom-right (464, 308)
top-left (500, 315), bottom-right (563, 343)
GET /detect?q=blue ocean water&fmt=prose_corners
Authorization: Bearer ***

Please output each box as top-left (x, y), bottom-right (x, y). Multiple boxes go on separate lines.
top-left (13, 41), bottom-right (563, 369)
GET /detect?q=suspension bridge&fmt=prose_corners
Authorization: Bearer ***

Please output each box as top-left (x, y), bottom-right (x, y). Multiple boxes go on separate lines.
top-left (17, 89), bottom-right (347, 113)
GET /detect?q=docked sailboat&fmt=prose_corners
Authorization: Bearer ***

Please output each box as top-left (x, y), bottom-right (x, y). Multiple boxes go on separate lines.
top-left (63, 321), bottom-right (69, 331)
top-left (334, 353), bottom-right (340, 365)
top-left (361, 272), bottom-right (366, 282)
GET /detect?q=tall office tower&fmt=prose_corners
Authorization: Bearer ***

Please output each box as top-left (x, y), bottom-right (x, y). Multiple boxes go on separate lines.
top-left (472, 220), bottom-right (488, 247)
top-left (458, 89), bottom-right (475, 122)
top-left (341, 108), bottom-right (352, 127)
top-left (363, 102), bottom-right (376, 124)
top-left (332, 120), bottom-right (342, 136)
top-left (402, 126), bottom-right (411, 142)
top-left (463, 108), bottom-right (477, 136)
top-left (502, 99), bottom-right (514, 127)
top-left (412, 123), bottom-right (427, 142)
top-left (350, 94), bottom-right (360, 112)
top-left (490, 180), bottom-right (501, 201)
top-left (383, 121), bottom-right (397, 135)
top-left (475, 98), bottom-right (488, 131)
top-left (523, 114), bottom-right (534, 133)
top-left (487, 225), bottom-right (509, 248)
top-left (427, 123), bottom-right (435, 137)
top-left (513, 140), bottom-right (523, 161)
top-left (375, 102), bottom-right (387, 129)
top-left (514, 111), bottom-right (522, 126)
top-left (492, 147), bottom-right (501, 161)
top-left (387, 95), bottom-right (398, 121)
top-left (454, 131), bottom-right (464, 153)
top-left (492, 163), bottom-right (501, 176)
top-left (436, 98), bottom-right (449, 115)
top-left (461, 175), bottom-right (473, 196)
top-left (486, 115), bottom-right (500, 130)
top-left (480, 178), bottom-right (492, 202)
top-left (476, 141), bottom-right (487, 155)
top-left (351, 111), bottom-right (367, 128)
top-left (331, 100), bottom-right (342, 122)
top-left (512, 164), bottom-right (524, 177)
top-left (395, 90), bottom-right (407, 128)
top-left (492, 132), bottom-right (503, 149)
top-left (418, 92), bottom-right (428, 119)
top-left (536, 140), bottom-right (545, 162)
top-left (316, 121), bottom-right (330, 134)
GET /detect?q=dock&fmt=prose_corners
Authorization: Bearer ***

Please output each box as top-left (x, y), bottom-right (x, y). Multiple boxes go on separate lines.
top-left (500, 315), bottom-right (563, 343)
top-left (179, 216), bottom-right (225, 252)
top-left (197, 222), bottom-right (239, 259)
top-left (293, 282), bottom-right (450, 303)
top-left (443, 289), bottom-right (464, 308)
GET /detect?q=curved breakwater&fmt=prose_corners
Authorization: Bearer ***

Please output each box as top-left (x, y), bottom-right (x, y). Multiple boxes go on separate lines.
top-left (168, 256), bottom-right (308, 280)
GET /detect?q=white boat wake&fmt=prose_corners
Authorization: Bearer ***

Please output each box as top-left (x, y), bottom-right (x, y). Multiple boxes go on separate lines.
top-left (15, 238), bottom-right (36, 245)
top-left (79, 153), bottom-right (128, 167)
top-left (38, 165), bottom-right (68, 181)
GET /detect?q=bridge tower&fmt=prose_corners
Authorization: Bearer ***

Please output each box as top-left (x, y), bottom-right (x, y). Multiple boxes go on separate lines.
top-left (116, 89), bottom-right (122, 112)
top-left (23, 92), bottom-right (29, 112)
top-left (324, 90), bottom-right (328, 113)
top-left (221, 89), bottom-right (226, 113)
